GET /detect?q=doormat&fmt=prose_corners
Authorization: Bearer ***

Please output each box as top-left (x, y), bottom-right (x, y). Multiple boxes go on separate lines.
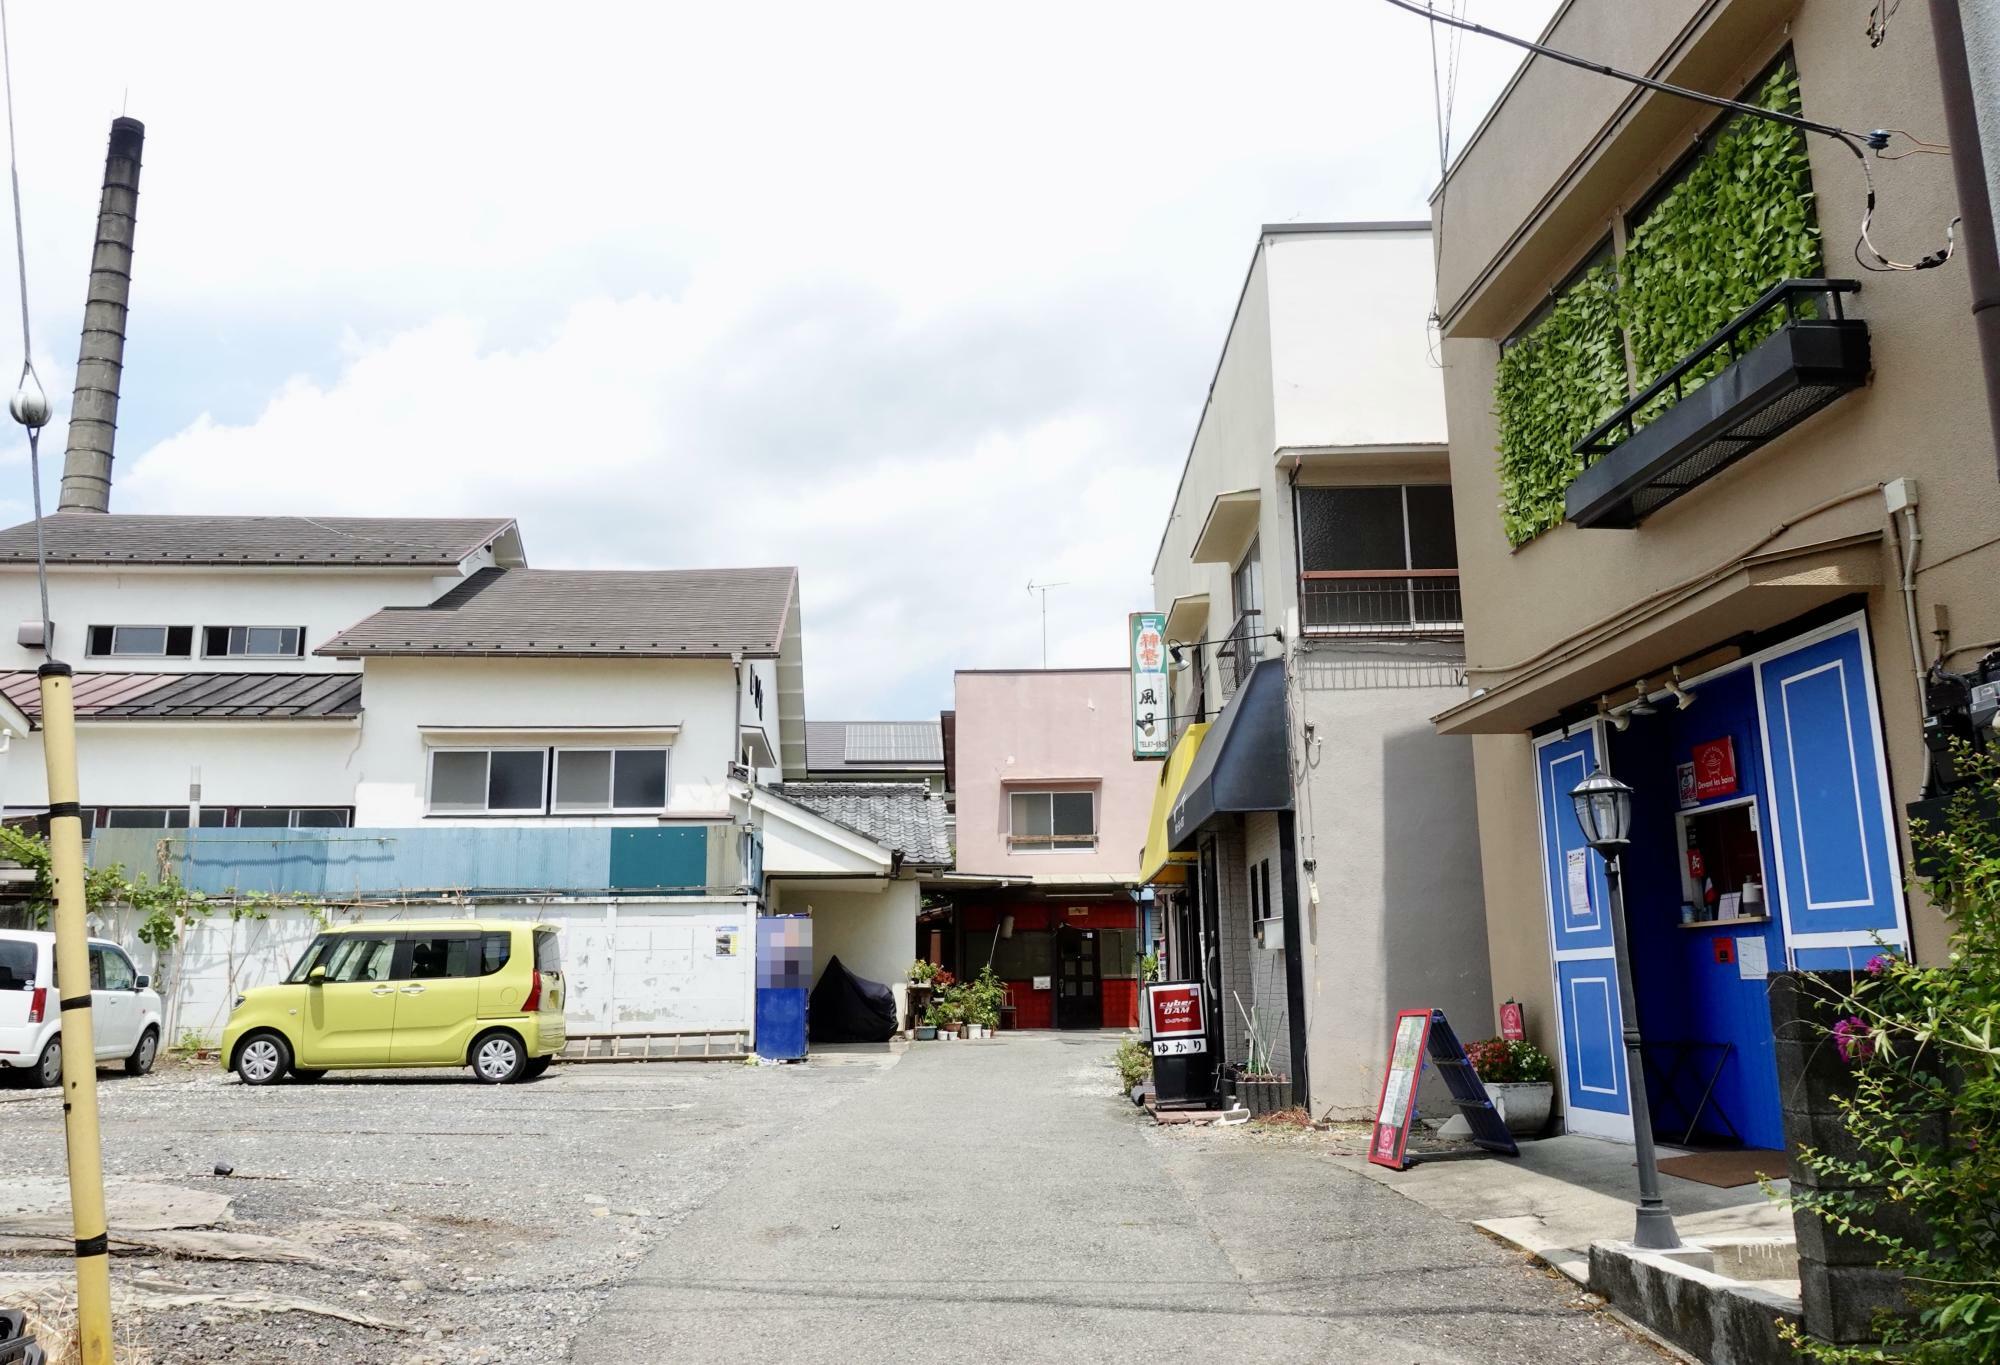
top-left (1654, 1149), bottom-right (1786, 1188)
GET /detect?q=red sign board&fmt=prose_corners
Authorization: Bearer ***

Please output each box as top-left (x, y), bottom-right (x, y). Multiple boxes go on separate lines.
top-left (1712, 937), bottom-right (1736, 966)
top-left (1499, 1000), bottom-right (1526, 1042)
top-left (1370, 1009), bottom-right (1434, 1168)
top-left (1144, 982), bottom-right (1207, 1057)
top-left (1691, 737), bottom-right (1739, 801)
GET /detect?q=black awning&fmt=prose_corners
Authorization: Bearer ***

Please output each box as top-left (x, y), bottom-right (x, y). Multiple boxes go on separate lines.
top-left (1169, 657), bottom-right (1291, 847)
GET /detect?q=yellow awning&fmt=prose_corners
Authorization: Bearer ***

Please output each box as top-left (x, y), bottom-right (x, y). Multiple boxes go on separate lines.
top-left (1140, 722), bottom-right (1209, 884)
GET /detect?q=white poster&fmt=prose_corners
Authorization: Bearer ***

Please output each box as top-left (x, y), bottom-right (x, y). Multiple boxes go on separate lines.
top-left (1566, 848), bottom-right (1593, 919)
top-left (1737, 936), bottom-right (1769, 980)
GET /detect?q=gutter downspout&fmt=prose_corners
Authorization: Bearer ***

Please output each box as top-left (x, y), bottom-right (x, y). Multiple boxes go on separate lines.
top-left (1929, 0), bottom-right (2000, 479)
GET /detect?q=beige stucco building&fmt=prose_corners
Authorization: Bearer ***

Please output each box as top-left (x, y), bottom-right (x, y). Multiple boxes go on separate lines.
top-left (1145, 223), bottom-right (1491, 1119)
top-left (1431, 0), bottom-right (1998, 1148)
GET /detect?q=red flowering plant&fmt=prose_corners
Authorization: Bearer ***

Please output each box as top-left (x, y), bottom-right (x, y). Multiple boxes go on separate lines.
top-left (1465, 1038), bottom-right (1554, 1085)
top-left (1774, 742), bottom-right (2000, 1362)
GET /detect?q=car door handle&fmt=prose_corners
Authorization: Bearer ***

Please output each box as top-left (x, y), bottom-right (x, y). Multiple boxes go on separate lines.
top-left (370, 986), bottom-right (395, 996)
top-left (399, 986), bottom-right (426, 996)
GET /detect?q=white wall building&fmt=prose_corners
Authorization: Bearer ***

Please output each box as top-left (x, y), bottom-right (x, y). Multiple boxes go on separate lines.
top-left (1146, 224), bottom-right (1491, 1119)
top-left (0, 512), bottom-right (823, 1053)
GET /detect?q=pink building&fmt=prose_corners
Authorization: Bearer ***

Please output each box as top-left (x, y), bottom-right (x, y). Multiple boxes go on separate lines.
top-left (940, 669), bottom-right (1156, 1029)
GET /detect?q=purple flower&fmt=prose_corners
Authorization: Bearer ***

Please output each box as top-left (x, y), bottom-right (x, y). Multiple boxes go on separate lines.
top-left (1866, 954), bottom-right (1890, 976)
top-left (1833, 1015), bottom-right (1874, 1063)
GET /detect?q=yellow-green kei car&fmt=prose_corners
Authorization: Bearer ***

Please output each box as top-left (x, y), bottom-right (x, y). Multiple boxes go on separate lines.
top-left (221, 920), bottom-right (566, 1085)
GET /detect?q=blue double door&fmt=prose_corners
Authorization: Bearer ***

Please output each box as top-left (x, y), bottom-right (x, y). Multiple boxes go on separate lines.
top-left (1534, 620), bottom-right (1909, 1144)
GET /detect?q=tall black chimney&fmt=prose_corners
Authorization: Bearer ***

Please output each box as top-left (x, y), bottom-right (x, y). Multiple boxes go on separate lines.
top-left (58, 116), bottom-right (143, 514)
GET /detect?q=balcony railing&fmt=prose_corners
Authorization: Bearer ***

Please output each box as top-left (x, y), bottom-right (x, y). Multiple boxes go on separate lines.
top-left (1567, 279), bottom-right (1868, 529)
top-left (1299, 570), bottom-right (1463, 637)
top-left (1218, 609), bottom-right (1262, 697)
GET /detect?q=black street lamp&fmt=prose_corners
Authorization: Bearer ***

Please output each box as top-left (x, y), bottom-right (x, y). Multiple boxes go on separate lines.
top-left (1569, 766), bottom-right (1683, 1251)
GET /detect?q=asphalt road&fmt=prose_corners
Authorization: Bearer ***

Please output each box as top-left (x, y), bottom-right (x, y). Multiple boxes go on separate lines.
top-left (574, 1033), bottom-right (1666, 1364)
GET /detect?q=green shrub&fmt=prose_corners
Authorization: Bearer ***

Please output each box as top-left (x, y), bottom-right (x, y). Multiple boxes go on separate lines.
top-left (1114, 1036), bottom-right (1153, 1092)
top-left (1775, 745), bottom-right (2000, 1362)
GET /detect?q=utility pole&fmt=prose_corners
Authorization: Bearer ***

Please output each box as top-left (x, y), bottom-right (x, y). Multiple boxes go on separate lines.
top-left (1026, 579), bottom-right (1068, 668)
top-left (1929, 0), bottom-right (2000, 477)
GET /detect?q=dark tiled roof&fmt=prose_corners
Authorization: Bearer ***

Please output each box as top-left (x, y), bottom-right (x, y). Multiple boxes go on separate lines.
top-left (804, 720), bottom-right (944, 773)
top-left (767, 781), bottom-right (953, 867)
top-left (0, 670), bottom-right (362, 723)
top-left (318, 566), bottom-right (798, 659)
top-left (0, 514), bottom-right (518, 567)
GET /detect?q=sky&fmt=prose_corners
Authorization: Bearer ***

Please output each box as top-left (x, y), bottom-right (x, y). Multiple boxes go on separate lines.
top-left (0, 1), bottom-right (1556, 719)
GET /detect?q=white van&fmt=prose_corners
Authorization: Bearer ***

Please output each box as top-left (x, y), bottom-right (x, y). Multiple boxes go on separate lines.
top-left (0, 930), bottom-right (164, 1086)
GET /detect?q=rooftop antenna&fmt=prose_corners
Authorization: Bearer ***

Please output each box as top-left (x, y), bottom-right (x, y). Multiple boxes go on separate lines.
top-left (1026, 578), bottom-right (1068, 669)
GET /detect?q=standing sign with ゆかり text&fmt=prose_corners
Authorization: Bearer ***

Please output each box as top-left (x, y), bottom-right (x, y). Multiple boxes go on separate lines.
top-left (1143, 980), bottom-right (1207, 1057)
top-left (1130, 612), bottom-right (1169, 759)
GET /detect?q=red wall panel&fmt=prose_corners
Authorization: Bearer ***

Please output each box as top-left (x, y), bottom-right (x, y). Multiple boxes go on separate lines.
top-left (1101, 977), bottom-right (1139, 1029)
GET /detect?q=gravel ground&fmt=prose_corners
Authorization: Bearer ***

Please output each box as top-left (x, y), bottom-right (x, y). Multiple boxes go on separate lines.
top-left (1, 1051), bottom-right (896, 1363)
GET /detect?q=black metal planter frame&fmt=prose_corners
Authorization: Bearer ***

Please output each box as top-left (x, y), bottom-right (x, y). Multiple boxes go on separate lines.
top-left (1566, 279), bottom-right (1869, 530)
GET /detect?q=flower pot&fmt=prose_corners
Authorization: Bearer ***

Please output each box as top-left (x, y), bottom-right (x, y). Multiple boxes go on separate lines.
top-left (969, 1024), bottom-right (985, 1039)
top-left (1486, 1081), bottom-right (1552, 1136)
top-left (1238, 1077), bottom-right (1287, 1117)
top-left (916, 1026), bottom-right (937, 1041)
top-left (957, 1025), bottom-right (970, 1040)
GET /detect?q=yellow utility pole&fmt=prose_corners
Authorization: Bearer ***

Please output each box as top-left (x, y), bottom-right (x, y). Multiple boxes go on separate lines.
top-left (38, 665), bottom-right (115, 1363)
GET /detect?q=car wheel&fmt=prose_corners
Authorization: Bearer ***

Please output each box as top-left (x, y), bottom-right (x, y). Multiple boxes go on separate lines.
top-left (290, 1068), bottom-right (327, 1083)
top-left (471, 1030), bottom-right (526, 1084)
top-left (33, 1037), bottom-right (62, 1088)
top-left (234, 1032), bottom-right (291, 1086)
top-left (522, 1056), bottom-right (553, 1080)
top-left (125, 1027), bottom-right (159, 1076)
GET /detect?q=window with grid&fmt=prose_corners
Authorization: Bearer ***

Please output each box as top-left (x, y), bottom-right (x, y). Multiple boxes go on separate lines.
top-left (552, 748), bottom-right (669, 812)
top-left (1008, 790), bottom-right (1096, 852)
top-left (427, 749), bottom-right (548, 814)
top-left (203, 626), bottom-right (305, 658)
top-left (86, 625), bottom-right (194, 658)
top-left (1295, 485), bottom-right (1461, 632)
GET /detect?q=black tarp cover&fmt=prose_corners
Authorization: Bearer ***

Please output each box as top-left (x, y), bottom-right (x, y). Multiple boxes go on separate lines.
top-left (808, 955), bottom-right (899, 1044)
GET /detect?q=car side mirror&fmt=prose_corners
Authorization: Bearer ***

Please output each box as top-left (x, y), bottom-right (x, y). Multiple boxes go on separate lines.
top-left (135, 974), bottom-right (150, 990)
top-left (307, 966), bottom-right (328, 986)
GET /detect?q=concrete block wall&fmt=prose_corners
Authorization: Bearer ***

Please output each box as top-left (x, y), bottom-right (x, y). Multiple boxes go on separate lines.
top-left (1211, 823), bottom-right (1255, 1068)
top-left (1243, 810), bottom-right (1292, 1079)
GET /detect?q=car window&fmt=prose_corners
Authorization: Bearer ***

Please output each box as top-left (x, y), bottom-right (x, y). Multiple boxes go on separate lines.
top-left (286, 934), bottom-right (333, 984)
top-left (98, 949), bottom-right (135, 992)
top-left (0, 940), bottom-right (34, 990)
top-left (480, 932), bottom-right (510, 975)
top-left (406, 935), bottom-right (482, 980)
top-left (322, 936), bottom-right (397, 984)
top-left (534, 930), bottom-right (561, 973)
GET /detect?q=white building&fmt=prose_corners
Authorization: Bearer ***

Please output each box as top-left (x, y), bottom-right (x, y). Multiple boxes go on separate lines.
top-left (1146, 223), bottom-right (1491, 1119)
top-left (0, 512), bottom-right (835, 1053)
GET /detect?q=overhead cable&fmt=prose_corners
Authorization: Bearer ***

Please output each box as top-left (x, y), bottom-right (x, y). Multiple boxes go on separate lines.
top-left (1383, 0), bottom-right (1958, 275)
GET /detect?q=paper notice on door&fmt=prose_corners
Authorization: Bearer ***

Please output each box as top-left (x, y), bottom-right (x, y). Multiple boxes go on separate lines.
top-left (1737, 936), bottom-right (1769, 980)
top-left (1566, 848), bottom-right (1592, 919)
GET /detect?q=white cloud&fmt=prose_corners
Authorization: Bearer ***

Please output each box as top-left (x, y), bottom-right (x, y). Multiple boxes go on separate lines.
top-left (0, 0), bottom-right (1559, 716)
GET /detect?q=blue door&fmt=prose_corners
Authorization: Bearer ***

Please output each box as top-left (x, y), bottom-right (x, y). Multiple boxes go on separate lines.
top-left (1535, 726), bottom-right (1631, 1138)
top-left (1756, 624), bottom-right (1909, 970)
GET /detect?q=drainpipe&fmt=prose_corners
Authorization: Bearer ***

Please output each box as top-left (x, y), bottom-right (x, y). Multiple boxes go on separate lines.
top-left (1929, 0), bottom-right (2000, 478)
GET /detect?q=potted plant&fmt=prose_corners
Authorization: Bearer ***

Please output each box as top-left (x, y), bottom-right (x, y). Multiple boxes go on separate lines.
top-left (1230, 995), bottom-right (1290, 1116)
top-left (1465, 1038), bottom-right (1555, 1136)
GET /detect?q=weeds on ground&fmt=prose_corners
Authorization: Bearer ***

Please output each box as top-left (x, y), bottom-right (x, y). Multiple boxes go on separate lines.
top-left (1113, 1036), bottom-right (1152, 1092)
top-left (14, 1291), bottom-right (153, 1365)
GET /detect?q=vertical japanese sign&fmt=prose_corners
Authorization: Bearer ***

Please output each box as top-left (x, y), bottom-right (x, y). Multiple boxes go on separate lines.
top-left (1130, 611), bottom-right (1168, 759)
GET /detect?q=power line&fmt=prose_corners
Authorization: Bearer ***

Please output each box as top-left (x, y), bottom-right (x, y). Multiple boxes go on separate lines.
top-left (1383, 0), bottom-right (1958, 275)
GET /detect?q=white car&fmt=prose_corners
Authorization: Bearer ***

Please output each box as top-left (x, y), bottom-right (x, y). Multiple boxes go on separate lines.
top-left (0, 930), bottom-right (163, 1087)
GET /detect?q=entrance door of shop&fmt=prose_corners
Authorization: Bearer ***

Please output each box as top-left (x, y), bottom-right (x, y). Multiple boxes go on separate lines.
top-left (1534, 724), bottom-right (1633, 1141)
top-left (1055, 925), bottom-right (1101, 1029)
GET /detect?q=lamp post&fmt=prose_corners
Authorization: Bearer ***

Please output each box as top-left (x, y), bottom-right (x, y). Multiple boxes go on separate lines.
top-left (1569, 766), bottom-right (1682, 1251)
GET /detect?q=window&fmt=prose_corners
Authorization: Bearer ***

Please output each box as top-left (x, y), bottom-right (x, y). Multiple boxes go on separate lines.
top-left (203, 626), bottom-right (305, 659)
top-left (1248, 858), bottom-right (1274, 921)
top-left (234, 807), bottom-right (352, 829)
top-left (321, 935), bottom-right (397, 984)
top-left (101, 807), bottom-right (208, 830)
top-left (86, 625), bottom-right (193, 658)
top-left (1295, 485), bottom-right (1462, 631)
top-left (1008, 790), bottom-right (1096, 851)
top-left (90, 945), bottom-right (135, 992)
top-left (0, 938), bottom-right (35, 990)
top-left (405, 934), bottom-right (485, 980)
top-left (1231, 539), bottom-right (1263, 619)
top-left (552, 748), bottom-right (668, 812)
top-left (533, 929), bottom-right (562, 974)
top-left (428, 749), bottom-right (547, 814)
